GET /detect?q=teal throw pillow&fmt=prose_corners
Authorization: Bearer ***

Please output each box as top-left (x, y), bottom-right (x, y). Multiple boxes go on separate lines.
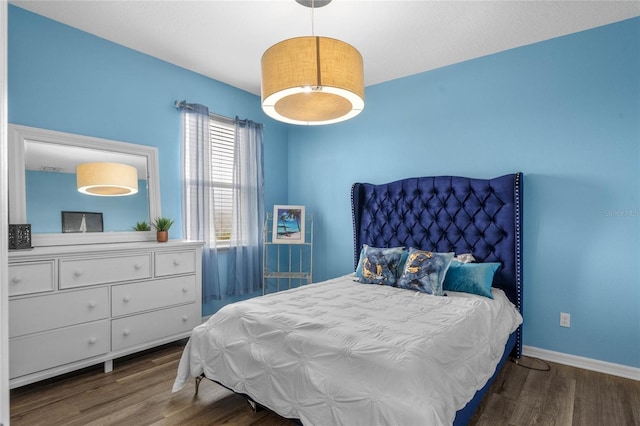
top-left (443, 261), bottom-right (501, 299)
top-left (397, 248), bottom-right (454, 295)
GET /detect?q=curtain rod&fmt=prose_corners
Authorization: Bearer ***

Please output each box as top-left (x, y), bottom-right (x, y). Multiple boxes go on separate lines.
top-left (173, 100), bottom-right (232, 122)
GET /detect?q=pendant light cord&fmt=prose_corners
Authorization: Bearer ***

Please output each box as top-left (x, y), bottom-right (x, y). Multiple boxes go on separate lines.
top-left (311, 0), bottom-right (315, 36)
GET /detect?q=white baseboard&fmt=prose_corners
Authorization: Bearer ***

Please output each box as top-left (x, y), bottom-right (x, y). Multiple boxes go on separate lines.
top-left (523, 345), bottom-right (640, 381)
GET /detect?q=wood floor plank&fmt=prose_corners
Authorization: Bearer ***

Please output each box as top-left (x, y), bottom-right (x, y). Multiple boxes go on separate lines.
top-left (573, 367), bottom-right (599, 425)
top-left (469, 360), bottom-right (521, 425)
top-left (10, 342), bottom-right (640, 426)
top-left (472, 392), bottom-right (517, 426)
top-left (500, 358), bottom-right (532, 396)
top-left (624, 377), bottom-right (640, 425)
top-left (509, 360), bottom-right (555, 425)
top-left (596, 372), bottom-right (638, 426)
top-left (533, 364), bottom-right (576, 426)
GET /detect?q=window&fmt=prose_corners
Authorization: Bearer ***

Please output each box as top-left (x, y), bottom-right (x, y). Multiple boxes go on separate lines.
top-left (209, 115), bottom-right (235, 242)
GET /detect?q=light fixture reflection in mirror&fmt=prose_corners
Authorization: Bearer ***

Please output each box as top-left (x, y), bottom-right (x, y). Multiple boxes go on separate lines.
top-left (23, 143), bottom-right (149, 233)
top-left (76, 162), bottom-right (139, 196)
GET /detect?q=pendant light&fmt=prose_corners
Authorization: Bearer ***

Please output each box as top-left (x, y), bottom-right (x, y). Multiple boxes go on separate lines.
top-left (261, 0), bottom-right (364, 125)
top-left (76, 162), bottom-right (138, 196)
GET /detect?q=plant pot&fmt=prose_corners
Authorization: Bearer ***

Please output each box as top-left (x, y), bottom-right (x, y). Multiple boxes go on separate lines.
top-left (156, 230), bottom-right (168, 243)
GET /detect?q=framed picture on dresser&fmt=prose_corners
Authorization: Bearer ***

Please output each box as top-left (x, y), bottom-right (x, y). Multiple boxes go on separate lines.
top-left (61, 211), bottom-right (103, 233)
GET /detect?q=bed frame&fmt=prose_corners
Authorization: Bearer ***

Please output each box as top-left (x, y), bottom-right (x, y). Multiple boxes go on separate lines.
top-left (351, 173), bottom-right (523, 424)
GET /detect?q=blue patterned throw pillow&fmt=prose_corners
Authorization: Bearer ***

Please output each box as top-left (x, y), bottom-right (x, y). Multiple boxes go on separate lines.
top-left (397, 248), bottom-right (454, 295)
top-left (356, 245), bottom-right (405, 285)
top-left (443, 261), bottom-right (501, 299)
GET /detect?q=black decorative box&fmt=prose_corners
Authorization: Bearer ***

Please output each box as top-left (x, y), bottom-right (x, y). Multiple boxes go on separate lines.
top-left (9, 224), bottom-right (32, 250)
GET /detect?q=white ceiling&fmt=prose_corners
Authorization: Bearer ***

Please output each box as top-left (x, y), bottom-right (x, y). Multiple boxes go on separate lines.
top-left (10, 0), bottom-right (640, 97)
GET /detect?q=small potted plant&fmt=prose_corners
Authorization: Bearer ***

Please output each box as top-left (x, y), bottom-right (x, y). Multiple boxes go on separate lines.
top-left (132, 221), bottom-right (151, 231)
top-left (152, 217), bottom-right (174, 242)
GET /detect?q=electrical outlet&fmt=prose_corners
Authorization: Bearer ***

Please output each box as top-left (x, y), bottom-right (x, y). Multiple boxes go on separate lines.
top-left (560, 312), bottom-right (571, 328)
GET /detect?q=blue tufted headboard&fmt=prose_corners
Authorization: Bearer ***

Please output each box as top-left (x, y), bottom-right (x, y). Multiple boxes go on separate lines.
top-left (351, 173), bottom-right (523, 357)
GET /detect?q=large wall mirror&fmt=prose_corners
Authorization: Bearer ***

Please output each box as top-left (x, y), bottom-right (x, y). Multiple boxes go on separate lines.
top-left (8, 124), bottom-right (161, 246)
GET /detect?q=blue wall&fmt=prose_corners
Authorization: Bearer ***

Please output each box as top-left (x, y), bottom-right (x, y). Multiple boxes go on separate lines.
top-left (288, 18), bottom-right (640, 369)
top-left (8, 5), bottom-right (639, 368)
top-left (8, 5), bottom-right (289, 315)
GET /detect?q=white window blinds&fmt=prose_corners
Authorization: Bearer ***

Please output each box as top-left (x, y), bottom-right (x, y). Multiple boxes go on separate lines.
top-left (209, 116), bottom-right (234, 242)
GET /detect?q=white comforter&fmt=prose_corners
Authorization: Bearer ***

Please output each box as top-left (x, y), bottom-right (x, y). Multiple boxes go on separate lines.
top-left (173, 274), bottom-right (522, 426)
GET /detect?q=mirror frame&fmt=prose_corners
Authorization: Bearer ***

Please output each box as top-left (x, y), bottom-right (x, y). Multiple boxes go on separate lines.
top-left (8, 124), bottom-right (162, 246)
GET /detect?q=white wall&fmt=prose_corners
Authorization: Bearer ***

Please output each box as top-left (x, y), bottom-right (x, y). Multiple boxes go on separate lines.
top-left (1, 0), bottom-right (11, 423)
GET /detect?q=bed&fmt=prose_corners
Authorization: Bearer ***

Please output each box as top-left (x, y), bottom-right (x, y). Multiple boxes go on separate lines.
top-left (173, 173), bottom-right (523, 425)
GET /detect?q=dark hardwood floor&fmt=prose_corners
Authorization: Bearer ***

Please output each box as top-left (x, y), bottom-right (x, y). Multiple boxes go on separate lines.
top-left (10, 340), bottom-right (640, 426)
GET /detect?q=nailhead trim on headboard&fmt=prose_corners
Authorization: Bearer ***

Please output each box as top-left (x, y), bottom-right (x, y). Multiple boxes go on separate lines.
top-left (514, 172), bottom-right (523, 358)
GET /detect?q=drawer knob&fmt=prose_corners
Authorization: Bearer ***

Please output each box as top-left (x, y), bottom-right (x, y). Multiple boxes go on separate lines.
top-left (73, 271), bottom-right (82, 278)
top-left (173, 260), bottom-right (180, 267)
top-left (88, 337), bottom-right (97, 345)
top-left (182, 315), bottom-right (189, 322)
top-left (88, 301), bottom-right (97, 309)
top-left (11, 276), bottom-right (22, 284)
top-left (134, 264), bottom-right (141, 270)
top-left (182, 287), bottom-right (188, 293)
top-left (123, 329), bottom-right (131, 336)
top-left (123, 295), bottom-right (131, 303)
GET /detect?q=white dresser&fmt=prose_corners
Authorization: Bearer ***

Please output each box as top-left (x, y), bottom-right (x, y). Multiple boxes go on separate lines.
top-left (7, 240), bottom-right (203, 388)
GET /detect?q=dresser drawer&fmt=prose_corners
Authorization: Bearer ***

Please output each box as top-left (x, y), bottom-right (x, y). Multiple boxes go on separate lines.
top-left (9, 287), bottom-right (109, 338)
top-left (155, 250), bottom-right (196, 277)
top-left (59, 253), bottom-right (152, 289)
top-left (8, 261), bottom-right (55, 296)
top-left (10, 320), bottom-right (109, 379)
top-left (112, 276), bottom-right (196, 317)
top-left (112, 304), bottom-right (199, 351)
